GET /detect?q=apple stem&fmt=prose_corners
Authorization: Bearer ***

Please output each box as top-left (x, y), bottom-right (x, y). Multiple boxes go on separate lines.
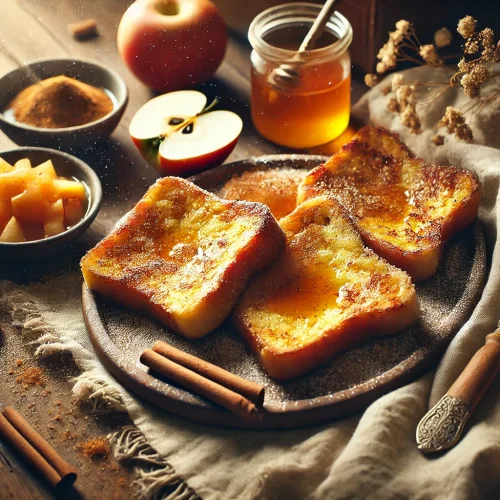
top-left (199, 97), bottom-right (220, 116)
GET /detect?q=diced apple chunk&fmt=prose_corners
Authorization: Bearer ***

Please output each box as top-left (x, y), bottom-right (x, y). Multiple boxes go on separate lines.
top-left (0, 198), bottom-right (12, 234)
top-left (64, 198), bottom-right (84, 227)
top-left (46, 198), bottom-right (64, 218)
top-left (32, 160), bottom-right (57, 180)
top-left (0, 170), bottom-right (31, 198)
top-left (54, 179), bottom-right (86, 201)
top-left (0, 157), bottom-right (14, 173)
top-left (19, 221), bottom-right (44, 241)
top-left (0, 157), bottom-right (85, 242)
top-left (12, 187), bottom-right (50, 224)
top-left (43, 199), bottom-right (65, 237)
top-left (0, 217), bottom-right (25, 242)
top-left (15, 158), bottom-right (31, 170)
top-left (38, 178), bottom-right (59, 203)
top-left (43, 217), bottom-right (65, 238)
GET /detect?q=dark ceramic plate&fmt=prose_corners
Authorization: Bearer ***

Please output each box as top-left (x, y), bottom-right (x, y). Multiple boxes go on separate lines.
top-left (82, 155), bottom-right (486, 429)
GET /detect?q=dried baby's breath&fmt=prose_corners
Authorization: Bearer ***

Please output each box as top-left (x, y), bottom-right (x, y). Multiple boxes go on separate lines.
top-left (395, 20), bottom-right (411, 35)
top-left (458, 58), bottom-right (472, 73)
top-left (457, 16), bottom-right (476, 39)
top-left (400, 102), bottom-right (421, 133)
top-left (386, 98), bottom-right (399, 113)
top-left (392, 74), bottom-right (404, 91)
top-left (364, 74), bottom-right (379, 88)
top-left (376, 39), bottom-right (398, 74)
top-left (482, 46), bottom-right (495, 61)
top-left (465, 39), bottom-right (479, 55)
top-left (419, 44), bottom-right (441, 65)
top-left (439, 107), bottom-right (473, 142)
top-left (495, 41), bottom-right (500, 62)
top-left (434, 28), bottom-right (452, 48)
top-left (479, 28), bottom-right (494, 47)
top-left (365, 15), bottom-right (500, 144)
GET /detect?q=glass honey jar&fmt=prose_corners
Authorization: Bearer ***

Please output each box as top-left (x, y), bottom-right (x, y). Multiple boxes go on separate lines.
top-left (249, 3), bottom-right (353, 149)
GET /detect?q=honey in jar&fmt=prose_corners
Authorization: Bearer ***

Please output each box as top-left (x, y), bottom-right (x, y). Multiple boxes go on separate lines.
top-left (249, 4), bottom-right (353, 149)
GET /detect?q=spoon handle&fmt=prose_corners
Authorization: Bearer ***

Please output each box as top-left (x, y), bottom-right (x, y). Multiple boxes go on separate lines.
top-left (299, 0), bottom-right (338, 53)
top-left (416, 331), bottom-right (500, 453)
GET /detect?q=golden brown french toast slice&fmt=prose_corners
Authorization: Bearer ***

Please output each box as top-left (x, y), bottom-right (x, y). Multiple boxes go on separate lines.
top-left (298, 127), bottom-right (481, 281)
top-left (81, 177), bottom-right (285, 339)
top-left (219, 168), bottom-right (308, 220)
top-left (234, 196), bottom-right (418, 380)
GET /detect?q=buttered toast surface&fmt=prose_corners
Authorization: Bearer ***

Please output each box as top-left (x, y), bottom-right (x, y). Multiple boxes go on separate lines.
top-left (298, 127), bottom-right (480, 281)
top-left (234, 196), bottom-right (418, 380)
top-left (81, 177), bottom-right (285, 339)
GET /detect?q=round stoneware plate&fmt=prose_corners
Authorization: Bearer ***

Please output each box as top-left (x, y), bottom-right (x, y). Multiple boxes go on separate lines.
top-left (82, 155), bottom-right (486, 429)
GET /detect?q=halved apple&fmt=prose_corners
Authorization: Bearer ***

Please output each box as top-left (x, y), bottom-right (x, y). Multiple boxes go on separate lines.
top-left (129, 90), bottom-right (243, 177)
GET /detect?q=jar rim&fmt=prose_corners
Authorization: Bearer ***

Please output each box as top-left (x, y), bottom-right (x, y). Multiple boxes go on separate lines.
top-left (248, 2), bottom-right (353, 63)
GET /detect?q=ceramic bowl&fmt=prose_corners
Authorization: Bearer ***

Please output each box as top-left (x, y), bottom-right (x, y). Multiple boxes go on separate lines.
top-left (0, 147), bottom-right (102, 259)
top-left (0, 57), bottom-right (128, 148)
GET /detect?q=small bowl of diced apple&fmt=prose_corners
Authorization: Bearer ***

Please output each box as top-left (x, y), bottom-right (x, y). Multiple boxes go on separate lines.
top-left (0, 147), bottom-right (102, 259)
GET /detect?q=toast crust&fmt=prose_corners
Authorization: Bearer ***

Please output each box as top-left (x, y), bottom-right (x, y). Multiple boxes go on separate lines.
top-left (81, 177), bottom-right (285, 339)
top-left (234, 196), bottom-right (418, 380)
top-left (298, 127), bottom-right (481, 281)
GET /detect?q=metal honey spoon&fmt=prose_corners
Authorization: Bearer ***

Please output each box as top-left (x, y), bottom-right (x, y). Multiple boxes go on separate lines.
top-left (416, 323), bottom-right (500, 453)
top-left (268, 0), bottom-right (339, 90)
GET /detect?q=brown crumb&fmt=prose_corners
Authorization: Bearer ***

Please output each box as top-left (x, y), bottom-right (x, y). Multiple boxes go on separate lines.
top-left (55, 400), bottom-right (62, 406)
top-left (48, 425), bottom-right (56, 431)
top-left (64, 430), bottom-right (77, 441)
top-left (81, 437), bottom-right (110, 458)
top-left (68, 18), bottom-right (99, 40)
top-left (119, 478), bottom-right (127, 488)
top-left (16, 367), bottom-right (45, 387)
top-left (42, 389), bottom-right (52, 397)
top-left (54, 414), bottom-right (62, 422)
top-left (9, 369), bottom-right (14, 375)
top-left (16, 359), bottom-right (24, 367)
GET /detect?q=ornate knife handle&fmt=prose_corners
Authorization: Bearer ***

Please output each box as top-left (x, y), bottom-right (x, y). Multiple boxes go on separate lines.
top-left (417, 331), bottom-right (500, 453)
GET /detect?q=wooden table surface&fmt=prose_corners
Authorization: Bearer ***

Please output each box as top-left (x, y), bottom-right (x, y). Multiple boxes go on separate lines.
top-left (0, 1), bottom-right (364, 498)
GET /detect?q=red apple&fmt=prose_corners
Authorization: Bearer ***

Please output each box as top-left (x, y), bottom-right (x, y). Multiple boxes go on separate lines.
top-left (129, 90), bottom-right (243, 176)
top-left (117, 0), bottom-right (227, 91)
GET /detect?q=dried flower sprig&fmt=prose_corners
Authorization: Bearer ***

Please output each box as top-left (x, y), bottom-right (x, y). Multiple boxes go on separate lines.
top-left (365, 16), bottom-right (500, 144)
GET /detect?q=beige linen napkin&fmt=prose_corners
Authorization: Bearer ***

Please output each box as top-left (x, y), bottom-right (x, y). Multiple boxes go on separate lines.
top-left (2, 65), bottom-right (500, 499)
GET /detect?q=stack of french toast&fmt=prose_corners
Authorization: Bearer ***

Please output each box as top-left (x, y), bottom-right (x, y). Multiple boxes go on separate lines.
top-left (81, 127), bottom-right (480, 380)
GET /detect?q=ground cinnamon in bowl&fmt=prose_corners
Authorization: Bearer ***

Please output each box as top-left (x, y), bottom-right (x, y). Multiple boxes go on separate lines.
top-left (9, 75), bottom-right (114, 129)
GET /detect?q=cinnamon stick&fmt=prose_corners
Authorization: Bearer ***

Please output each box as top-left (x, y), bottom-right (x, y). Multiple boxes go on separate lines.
top-left (0, 413), bottom-right (63, 488)
top-left (140, 349), bottom-right (257, 415)
top-left (152, 340), bottom-right (265, 406)
top-left (2, 406), bottom-right (77, 483)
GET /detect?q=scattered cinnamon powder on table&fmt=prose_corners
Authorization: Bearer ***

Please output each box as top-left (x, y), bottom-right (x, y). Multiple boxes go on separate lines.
top-left (16, 367), bottom-right (46, 387)
top-left (9, 75), bottom-right (113, 129)
top-left (81, 437), bottom-right (110, 458)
